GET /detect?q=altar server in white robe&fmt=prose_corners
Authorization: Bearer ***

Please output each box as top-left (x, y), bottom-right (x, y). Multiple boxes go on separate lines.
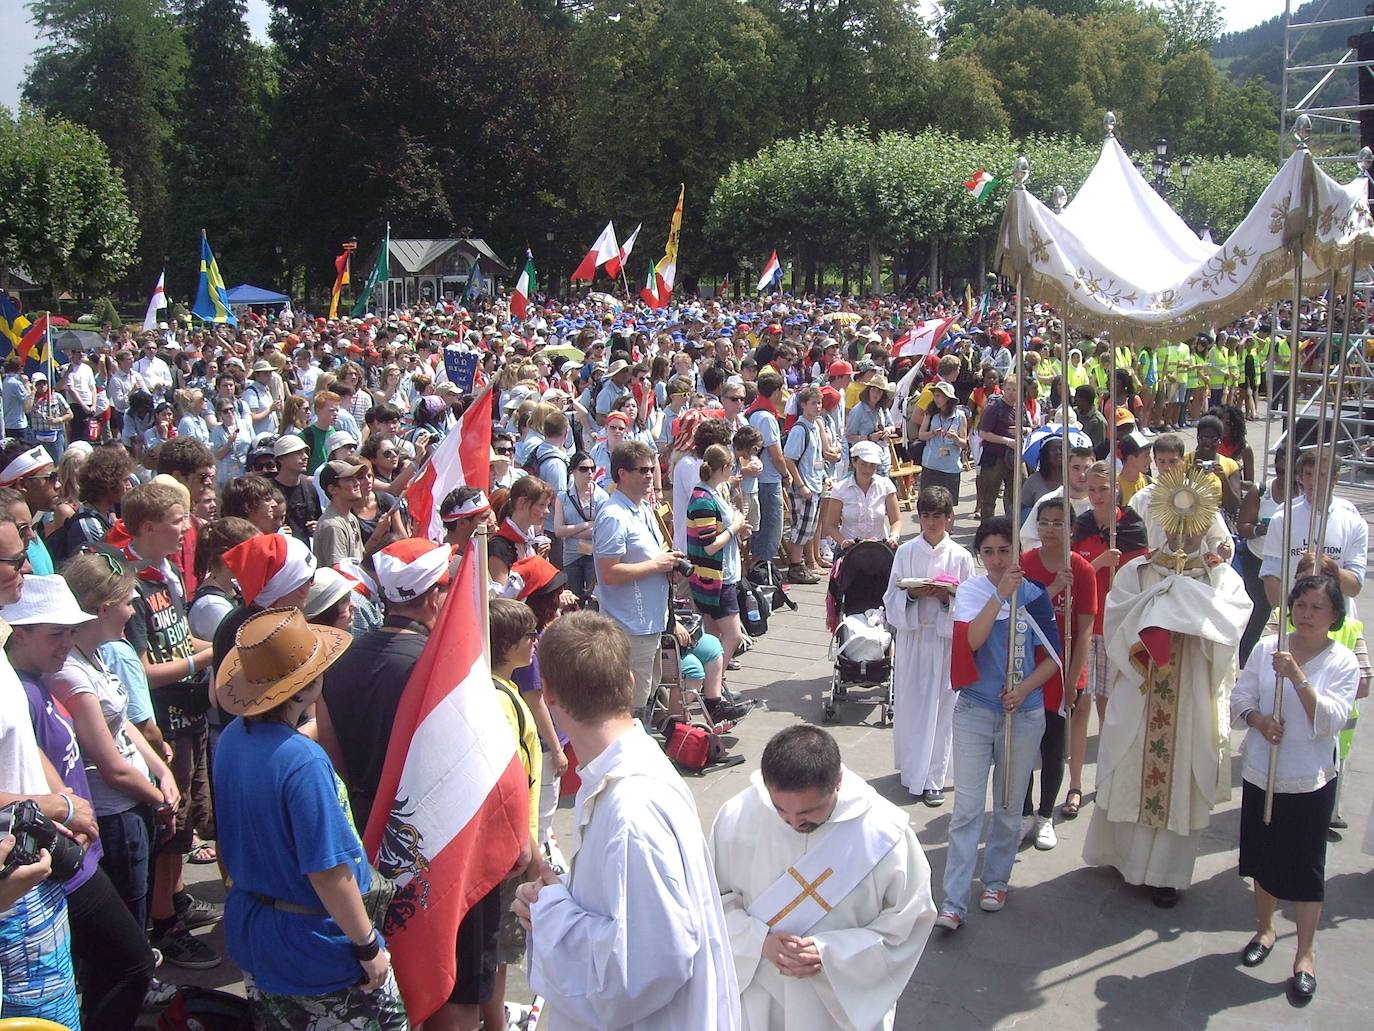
top-left (514, 611), bottom-right (741, 1030)
top-left (711, 726), bottom-right (935, 1031)
top-left (883, 485), bottom-right (974, 805)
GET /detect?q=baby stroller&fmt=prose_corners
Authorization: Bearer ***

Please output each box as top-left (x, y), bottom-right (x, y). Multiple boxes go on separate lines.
top-left (824, 539), bottom-right (895, 725)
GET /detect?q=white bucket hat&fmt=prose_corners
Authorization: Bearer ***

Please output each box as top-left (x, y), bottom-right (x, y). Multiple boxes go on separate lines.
top-left (2, 575), bottom-right (95, 626)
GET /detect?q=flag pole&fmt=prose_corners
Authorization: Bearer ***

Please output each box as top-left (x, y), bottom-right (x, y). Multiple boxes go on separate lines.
top-left (1059, 315), bottom-right (1074, 758)
top-left (475, 521), bottom-right (492, 668)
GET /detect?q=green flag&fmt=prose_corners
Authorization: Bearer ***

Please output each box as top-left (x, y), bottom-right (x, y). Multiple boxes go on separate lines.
top-left (351, 223), bottom-right (390, 317)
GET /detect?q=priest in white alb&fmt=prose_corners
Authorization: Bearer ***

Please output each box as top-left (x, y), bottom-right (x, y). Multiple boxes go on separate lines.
top-left (710, 726), bottom-right (935, 1031)
top-left (1083, 468), bottom-right (1252, 907)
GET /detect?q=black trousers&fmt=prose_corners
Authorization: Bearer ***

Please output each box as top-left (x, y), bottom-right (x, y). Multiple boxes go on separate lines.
top-left (67, 864), bottom-right (157, 1031)
top-left (1024, 710), bottom-right (1067, 819)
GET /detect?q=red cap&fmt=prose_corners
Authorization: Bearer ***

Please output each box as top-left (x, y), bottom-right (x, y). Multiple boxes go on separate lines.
top-left (827, 360), bottom-right (854, 378)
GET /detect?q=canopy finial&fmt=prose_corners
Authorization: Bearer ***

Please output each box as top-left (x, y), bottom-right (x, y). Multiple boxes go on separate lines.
top-left (1012, 156), bottom-right (1030, 190)
top-left (1358, 146), bottom-right (1373, 176)
top-left (1293, 114), bottom-right (1313, 150)
top-left (1104, 112), bottom-right (1117, 138)
top-left (1052, 185), bottom-right (1068, 213)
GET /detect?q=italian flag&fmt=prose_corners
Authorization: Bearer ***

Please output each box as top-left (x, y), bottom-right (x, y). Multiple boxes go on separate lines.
top-left (964, 169), bottom-right (1000, 205)
top-left (641, 257), bottom-right (668, 307)
top-left (511, 251), bottom-right (536, 320)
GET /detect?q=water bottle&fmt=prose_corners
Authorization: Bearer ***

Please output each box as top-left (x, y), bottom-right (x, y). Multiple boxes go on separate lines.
top-left (744, 587), bottom-right (761, 626)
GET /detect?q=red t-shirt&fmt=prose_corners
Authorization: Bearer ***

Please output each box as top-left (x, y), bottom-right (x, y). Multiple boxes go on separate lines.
top-left (1072, 523), bottom-right (1149, 635)
top-left (1020, 548), bottom-right (1097, 713)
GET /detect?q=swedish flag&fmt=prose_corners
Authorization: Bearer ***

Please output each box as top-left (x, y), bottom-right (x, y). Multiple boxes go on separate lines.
top-left (0, 291), bottom-right (31, 350)
top-left (192, 233), bottom-right (237, 326)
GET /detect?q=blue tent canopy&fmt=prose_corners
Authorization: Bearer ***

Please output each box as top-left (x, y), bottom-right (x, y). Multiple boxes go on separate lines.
top-left (225, 284), bottom-right (290, 306)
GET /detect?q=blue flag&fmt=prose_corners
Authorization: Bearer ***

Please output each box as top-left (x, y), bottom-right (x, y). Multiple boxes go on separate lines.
top-left (192, 234), bottom-right (237, 326)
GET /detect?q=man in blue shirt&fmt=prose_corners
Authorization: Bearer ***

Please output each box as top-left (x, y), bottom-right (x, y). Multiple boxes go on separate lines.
top-left (746, 371), bottom-right (791, 579)
top-left (593, 439), bottom-right (691, 721)
top-left (782, 386), bottom-right (826, 583)
top-left (2, 359), bottom-right (32, 439)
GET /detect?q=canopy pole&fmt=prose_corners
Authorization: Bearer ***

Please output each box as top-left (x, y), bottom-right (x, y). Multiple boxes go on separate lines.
top-left (1260, 302), bottom-right (1281, 488)
top-left (1003, 270), bottom-right (1026, 810)
top-left (1107, 339), bottom-right (1118, 548)
top-left (1267, 249), bottom-right (1306, 826)
top-left (1059, 317), bottom-right (1074, 761)
top-left (1304, 269), bottom-right (1339, 552)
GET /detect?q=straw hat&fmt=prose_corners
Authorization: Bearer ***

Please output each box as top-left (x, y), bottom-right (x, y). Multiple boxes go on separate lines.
top-left (216, 607), bottom-right (352, 717)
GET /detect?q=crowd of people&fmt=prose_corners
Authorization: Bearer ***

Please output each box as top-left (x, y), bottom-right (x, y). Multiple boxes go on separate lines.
top-left (0, 284), bottom-right (1368, 1028)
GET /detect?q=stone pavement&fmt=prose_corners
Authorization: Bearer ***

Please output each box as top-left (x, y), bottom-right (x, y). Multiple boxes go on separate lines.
top-left (175, 412), bottom-right (1374, 1030)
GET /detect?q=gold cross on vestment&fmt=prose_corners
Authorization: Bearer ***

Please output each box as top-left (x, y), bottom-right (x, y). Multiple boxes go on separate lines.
top-left (766, 866), bottom-right (835, 928)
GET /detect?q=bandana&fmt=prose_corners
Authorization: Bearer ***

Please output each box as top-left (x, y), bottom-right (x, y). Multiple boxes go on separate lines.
top-left (441, 490), bottom-right (490, 524)
top-left (497, 518), bottom-right (537, 559)
top-left (0, 446), bottom-right (52, 487)
top-left (375, 538), bottom-right (451, 603)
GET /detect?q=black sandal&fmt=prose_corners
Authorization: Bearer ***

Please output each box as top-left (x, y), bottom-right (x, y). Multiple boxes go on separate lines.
top-left (1060, 789), bottom-right (1083, 819)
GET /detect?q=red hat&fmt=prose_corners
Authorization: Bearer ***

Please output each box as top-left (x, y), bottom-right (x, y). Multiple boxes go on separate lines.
top-left (820, 386), bottom-right (841, 412)
top-left (605, 411), bottom-right (632, 429)
top-left (827, 360), bottom-right (854, 378)
top-left (766, 323), bottom-right (783, 335)
top-left (374, 538), bottom-right (451, 604)
top-left (223, 534), bottom-right (316, 606)
top-left (511, 556), bottom-right (567, 601)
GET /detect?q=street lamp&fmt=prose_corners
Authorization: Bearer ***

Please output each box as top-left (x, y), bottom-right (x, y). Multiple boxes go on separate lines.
top-left (1148, 138), bottom-right (1192, 205)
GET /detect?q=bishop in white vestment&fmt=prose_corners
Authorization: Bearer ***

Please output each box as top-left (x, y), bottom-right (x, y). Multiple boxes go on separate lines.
top-left (711, 749), bottom-right (935, 1031)
top-left (1083, 549), bottom-right (1251, 892)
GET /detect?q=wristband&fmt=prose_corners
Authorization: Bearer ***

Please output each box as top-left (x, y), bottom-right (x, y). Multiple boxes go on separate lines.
top-left (58, 792), bottom-right (74, 827)
top-left (351, 930), bottom-right (381, 961)
top-left (187, 654), bottom-right (196, 678)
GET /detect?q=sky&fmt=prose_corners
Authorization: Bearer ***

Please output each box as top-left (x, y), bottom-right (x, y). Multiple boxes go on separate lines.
top-left (0, 1), bottom-right (1297, 113)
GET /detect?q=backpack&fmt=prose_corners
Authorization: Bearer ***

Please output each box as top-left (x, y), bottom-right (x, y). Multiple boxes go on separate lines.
top-left (524, 443), bottom-right (569, 481)
top-left (157, 986), bottom-right (252, 1030)
top-left (46, 504), bottom-right (112, 565)
top-left (662, 716), bottom-right (723, 773)
top-left (748, 560), bottom-right (798, 613)
top-left (737, 578), bottom-right (771, 637)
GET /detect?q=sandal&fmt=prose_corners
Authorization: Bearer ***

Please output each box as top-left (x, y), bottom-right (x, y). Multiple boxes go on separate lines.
top-left (1060, 789), bottom-right (1083, 819)
top-left (186, 841), bottom-right (218, 865)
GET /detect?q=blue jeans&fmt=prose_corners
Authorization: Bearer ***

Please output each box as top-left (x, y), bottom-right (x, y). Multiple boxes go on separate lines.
top-left (941, 697), bottom-right (1045, 916)
top-left (96, 804), bottom-right (155, 931)
top-left (754, 480), bottom-right (783, 569)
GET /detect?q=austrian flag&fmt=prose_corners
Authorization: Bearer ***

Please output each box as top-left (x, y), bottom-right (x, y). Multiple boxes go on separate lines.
top-left (965, 169), bottom-right (1000, 205)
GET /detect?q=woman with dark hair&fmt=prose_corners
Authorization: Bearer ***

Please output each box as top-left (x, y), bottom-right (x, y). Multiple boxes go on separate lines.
top-left (222, 474), bottom-right (280, 535)
top-left (352, 459), bottom-right (404, 556)
top-left (1212, 403), bottom-right (1254, 483)
top-left (1231, 575), bottom-right (1359, 1000)
top-left (552, 451), bottom-right (607, 604)
top-left (935, 517), bottom-right (1061, 930)
top-left (496, 475), bottom-right (555, 559)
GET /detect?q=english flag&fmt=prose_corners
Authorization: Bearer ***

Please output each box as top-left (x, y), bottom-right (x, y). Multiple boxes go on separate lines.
top-left (142, 270), bottom-right (167, 331)
top-left (757, 250), bottom-right (782, 293)
top-left (892, 316), bottom-right (956, 359)
top-left (405, 387), bottom-right (493, 542)
top-left (570, 221), bottom-right (619, 282)
top-left (363, 545), bottom-right (529, 1023)
top-left (604, 223), bottom-right (640, 279)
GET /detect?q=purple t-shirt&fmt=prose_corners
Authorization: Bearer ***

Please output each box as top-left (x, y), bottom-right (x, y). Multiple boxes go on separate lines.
top-left (19, 671), bottom-right (103, 892)
top-left (510, 646), bottom-right (568, 750)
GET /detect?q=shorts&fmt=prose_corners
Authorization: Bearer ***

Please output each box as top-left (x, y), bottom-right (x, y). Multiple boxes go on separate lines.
top-left (449, 882), bottom-right (501, 1005)
top-left (696, 583), bottom-right (740, 621)
top-left (496, 877), bottom-right (527, 965)
top-left (167, 728), bottom-right (212, 853)
top-left (1174, 384), bottom-right (1189, 405)
top-left (746, 495), bottom-right (760, 531)
top-left (788, 487), bottom-right (822, 545)
top-left (1085, 635), bottom-right (1113, 698)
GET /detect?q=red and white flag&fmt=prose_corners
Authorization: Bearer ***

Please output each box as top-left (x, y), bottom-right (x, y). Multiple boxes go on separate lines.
top-left (570, 221), bottom-right (619, 282)
top-left (363, 548), bottom-right (529, 1023)
top-left (142, 269), bottom-right (167, 331)
top-left (405, 387), bottom-right (492, 542)
top-left (892, 316), bottom-right (955, 359)
top-left (603, 222), bottom-right (640, 279)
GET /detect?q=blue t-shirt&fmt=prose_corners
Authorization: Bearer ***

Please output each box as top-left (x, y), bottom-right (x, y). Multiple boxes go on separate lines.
top-left (783, 416), bottom-right (824, 492)
top-left (98, 639), bottom-right (154, 725)
top-left (214, 718), bottom-right (376, 996)
top-left (955, 579), bottom-right (1061, 713)
top-left (748, 408), bottom-right (784, 484)
top-left (593, 491), bottom-right (669, 637)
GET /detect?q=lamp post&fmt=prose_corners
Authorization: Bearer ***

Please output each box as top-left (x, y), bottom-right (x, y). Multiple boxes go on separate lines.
top-left (1149, 138), bottom-right (1192, 202)
top-left (546, 229), bottom-right (556, 298)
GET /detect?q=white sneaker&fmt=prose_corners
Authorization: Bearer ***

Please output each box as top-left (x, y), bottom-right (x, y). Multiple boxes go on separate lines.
top-left (1034, 815), bottom-right (1058, 850)
top-left (1020, 814), bottom-right (1036, 842)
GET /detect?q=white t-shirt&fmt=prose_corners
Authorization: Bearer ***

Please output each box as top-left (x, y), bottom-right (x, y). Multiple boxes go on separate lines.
top-left (51, 650), bottom-right (150, 816)
top-left (1260, 495), bottom-right (1367, 595)
top-left (673, 455), bottom-right (703, 552)
top-left (0, 644), bottom-right (49, 796)
top-left (828, 474), bottom-right (897, 542)
top-left (65, 361), bottom-right (96, 407)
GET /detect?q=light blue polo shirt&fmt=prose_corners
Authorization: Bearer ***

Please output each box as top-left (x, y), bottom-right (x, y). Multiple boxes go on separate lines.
top-left (592, 491), bottom-right (669, 637)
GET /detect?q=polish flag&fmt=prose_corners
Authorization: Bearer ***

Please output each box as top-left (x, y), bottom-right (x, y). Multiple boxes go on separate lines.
top-left (570, 221), bottom-right (619, 282)
top-left (892, 316), bottom-right (955, 359)
top-left (363, 546), bottom-right (529, 1023)
top-left (603, 223), bottom-right (640, 279)
top-left (756, 250), bottom-right (782, 293)
top-left (404, 387), bottom-right (493, 542)
top-left (142, 269), bottom-right (167, 331)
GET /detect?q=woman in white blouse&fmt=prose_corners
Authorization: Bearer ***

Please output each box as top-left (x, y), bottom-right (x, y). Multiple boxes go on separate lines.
top-left (1230, 574), bottom-right (1359, 1001)
top-left (819, 439), bottom-right (899, 552)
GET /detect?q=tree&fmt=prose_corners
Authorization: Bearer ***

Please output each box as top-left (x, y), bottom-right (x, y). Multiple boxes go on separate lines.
top-left (0, 107), bottom-right (140, 293)
top-left (1159, 0), bottom-right (1224, 60)
top-left (1175, 153), bottom-right (1277, 239)
top-left (23, 0), bottom-right (186, 282)
top-left (167, 0), bottom-right (274, 294)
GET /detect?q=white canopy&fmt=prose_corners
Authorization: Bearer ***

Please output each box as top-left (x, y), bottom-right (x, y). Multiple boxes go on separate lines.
top-left (996, 135), bottom-right (1374, 340)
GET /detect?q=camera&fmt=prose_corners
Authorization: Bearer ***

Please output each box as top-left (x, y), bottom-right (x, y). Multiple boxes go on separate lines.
top-left (0, 799), bottom-right (86, 883)
top-left (674, 557), bottom-right (694, 579)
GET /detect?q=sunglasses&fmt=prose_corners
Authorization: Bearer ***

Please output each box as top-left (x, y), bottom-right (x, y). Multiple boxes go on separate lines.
top-left (633, 465), bottom-right (655, 474)
top-left (495, 447), bottom-right (514, 455)
top-left (0, 552), bottom-right (27, 572)
top-left (22, 470), bottom-right (59, 486)
top-left (575, 464), bottom-right (595, 472)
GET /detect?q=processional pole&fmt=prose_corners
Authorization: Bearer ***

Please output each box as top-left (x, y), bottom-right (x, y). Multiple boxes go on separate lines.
top-left (1002, 154), bottom-right (1030, 810)
top-left (1052, 184), bottom-right (1075, 757)
top-left (1266, 114), bottom-right (1312, 825)
top-left (1304, 268), bottom-right (1339, 552)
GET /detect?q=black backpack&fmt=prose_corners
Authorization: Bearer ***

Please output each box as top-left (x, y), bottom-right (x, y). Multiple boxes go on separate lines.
top-left (737, 578), bottom-right (771, 637)
top-left (524, 443), bottom-right (569, 481)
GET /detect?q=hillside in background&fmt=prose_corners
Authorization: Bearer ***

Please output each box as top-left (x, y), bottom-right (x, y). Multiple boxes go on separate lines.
top-left (1213, 0), bottom-right (1372, 107)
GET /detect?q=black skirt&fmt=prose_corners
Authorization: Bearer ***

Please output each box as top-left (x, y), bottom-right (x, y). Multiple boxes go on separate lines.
top-left (1238, 777), bottom-right (1337, 902)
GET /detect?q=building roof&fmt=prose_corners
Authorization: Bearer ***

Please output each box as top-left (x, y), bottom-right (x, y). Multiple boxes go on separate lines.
top-left (386, 238), bottom-right (510, 275)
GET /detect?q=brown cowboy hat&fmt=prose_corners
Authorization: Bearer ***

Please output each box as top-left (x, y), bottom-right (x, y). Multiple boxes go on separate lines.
top-left (216, 607), bottom-right (353, 717)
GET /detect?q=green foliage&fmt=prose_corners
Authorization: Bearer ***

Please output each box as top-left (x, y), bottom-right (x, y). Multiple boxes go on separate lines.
top-left (1159, 0), bottom-right (1223, 60)
top-left (0, 107), bottom-right (140, 293)
top-left (1174, 153), bottom-right (1279, 239)
top-left (24, 0), bottom-right (187, 280)
top-left (91, 297), bottom-right (122, 329)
